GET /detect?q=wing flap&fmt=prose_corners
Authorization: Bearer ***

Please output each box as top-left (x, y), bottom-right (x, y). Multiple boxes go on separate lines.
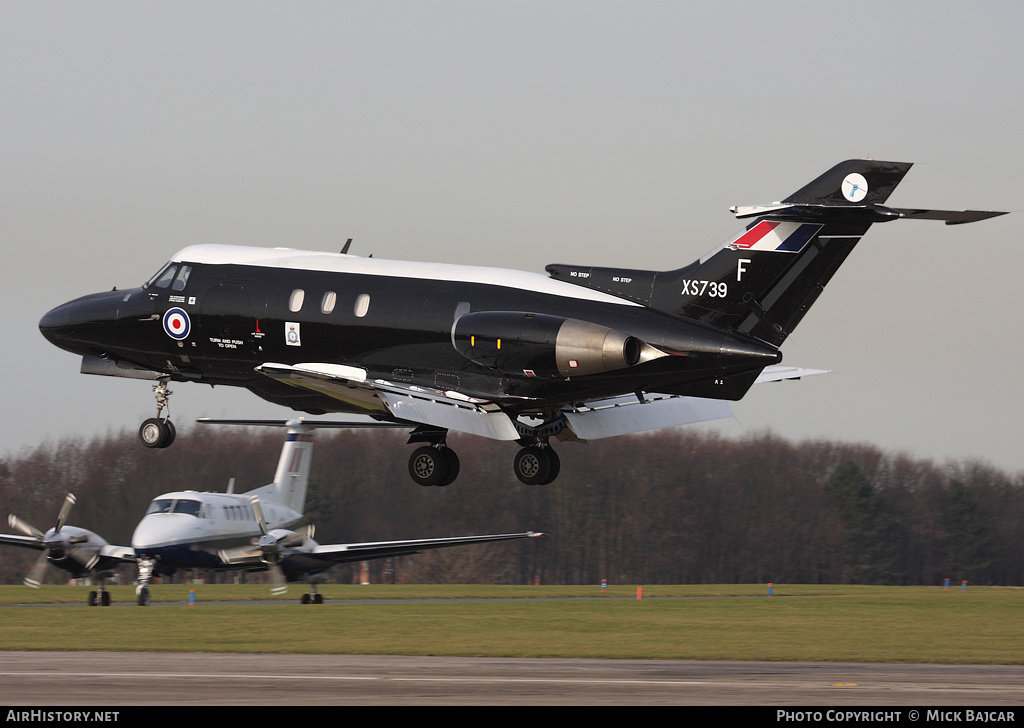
top-left (257, 362), bottom-right (521, 441)
top-left (560, 394), bottom-right (733, 440)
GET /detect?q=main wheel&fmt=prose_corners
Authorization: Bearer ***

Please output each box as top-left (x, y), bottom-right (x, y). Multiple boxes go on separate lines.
top-left (139, 418), bottom-right (173, 449)
top-left (408, 446), bottom-right (448, 487)
top-left (87, 590), bottom-right (97, 607)
top-left (437, 448), bottom-right (460, 487)
top-left (101, 591), bottom-right (111, 607)
top-left (313, 593), bottom-right (324, 605)
top-left (514, 446), bottom-right (552, 486)
top-left (137, 585), bottom-right (150, 607)
top-left (541, 447), bottom-right (561, 485)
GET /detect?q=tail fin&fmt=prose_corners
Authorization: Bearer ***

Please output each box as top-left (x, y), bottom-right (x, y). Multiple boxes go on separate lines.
top-left (650, 159), bottom-right (914, 346)
top-left (546, 160), bottom-right (1005, 348)
top-left (206, 419), bottom-right (315, 513)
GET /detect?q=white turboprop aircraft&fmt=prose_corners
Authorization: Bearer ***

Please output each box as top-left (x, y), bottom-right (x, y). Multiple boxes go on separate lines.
top-left (1, 420), bottom-right (541, 606)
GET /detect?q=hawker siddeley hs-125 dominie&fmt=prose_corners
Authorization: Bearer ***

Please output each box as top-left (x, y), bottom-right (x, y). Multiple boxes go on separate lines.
top-left (39, 160), bottom-right (1005, 486)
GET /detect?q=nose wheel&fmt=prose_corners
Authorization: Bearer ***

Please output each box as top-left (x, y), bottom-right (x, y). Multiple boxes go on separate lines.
top-left (139, 380), bottom-right (176, 449)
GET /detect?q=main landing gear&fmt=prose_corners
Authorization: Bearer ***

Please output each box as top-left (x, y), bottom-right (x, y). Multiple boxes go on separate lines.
top-left (139, 380), bottom-right (176, 449)
top-left (405, 426), bottom-right (560, 487)
top-left (88, 581), bottom-right (112, 606)
top-left (512, 444), bottom-right (560, 486)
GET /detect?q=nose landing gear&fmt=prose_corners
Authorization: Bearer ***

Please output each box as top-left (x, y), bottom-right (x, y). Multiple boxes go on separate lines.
top-left (139, 380), bottom-right (176, 449)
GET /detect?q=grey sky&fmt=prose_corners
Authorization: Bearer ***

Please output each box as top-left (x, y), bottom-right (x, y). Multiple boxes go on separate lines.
top-left (3, 2), bottom-right (1022, 472)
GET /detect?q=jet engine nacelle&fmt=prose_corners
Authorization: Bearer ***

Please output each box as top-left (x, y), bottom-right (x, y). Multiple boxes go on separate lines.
top-left (452, 311), bottom-right (657, 378)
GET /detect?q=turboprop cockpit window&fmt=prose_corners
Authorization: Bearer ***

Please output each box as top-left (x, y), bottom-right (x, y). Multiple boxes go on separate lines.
top-left (172, 499), bottom-right (202, 517)
top-left (145, 499), bottom-right (174, 515)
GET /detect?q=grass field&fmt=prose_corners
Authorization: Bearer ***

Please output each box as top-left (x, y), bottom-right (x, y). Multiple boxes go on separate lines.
top-left (0, 583), bottom-right (1019, 663)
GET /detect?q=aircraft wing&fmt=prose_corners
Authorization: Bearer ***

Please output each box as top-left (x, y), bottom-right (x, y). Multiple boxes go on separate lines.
top-left (284, 531), bottom-right (542, 569)
top-left (100, 544), bottom-right (137, 563)
top-left (256, 362), bottom-right (522, 440)
top-left (257, 361), bottom-right (828, 443)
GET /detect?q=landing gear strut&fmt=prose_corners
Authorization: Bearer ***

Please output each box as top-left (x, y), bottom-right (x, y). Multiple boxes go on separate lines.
top-left (139, 380), bottom-right (176, 449)
top-left (136, 557), bottom-right (154, 606)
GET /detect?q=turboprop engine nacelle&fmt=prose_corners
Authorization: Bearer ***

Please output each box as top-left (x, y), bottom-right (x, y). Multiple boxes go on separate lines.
top-left (452, 311), bottom-right (662, 378)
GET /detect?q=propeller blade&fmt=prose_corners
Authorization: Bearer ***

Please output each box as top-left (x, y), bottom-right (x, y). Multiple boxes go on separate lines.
top-left (8, 514), bottom-right (43, 541)
top-left (68, 546), bottom-right (99, 572)
top-left (269, 563), bottom-right (288, 595)
top-left (250, 496), bottom-right (268, 536)
top-left (24, 552), bottom-right (49, 588)
top-left (54, 493), bottom-right (76, 534)
top-left (218, 545), bottom-right (262, 565)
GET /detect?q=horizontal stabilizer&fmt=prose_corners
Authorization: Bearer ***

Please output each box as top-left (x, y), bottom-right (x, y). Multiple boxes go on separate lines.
top-left (890, 208), bottom-right (1009, 225)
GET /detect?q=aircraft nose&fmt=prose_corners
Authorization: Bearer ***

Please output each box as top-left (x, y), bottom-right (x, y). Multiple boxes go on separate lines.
top-left (39, 290), bottom-right (123, 353)
top-left (38, 301), bottom-right (77, 350)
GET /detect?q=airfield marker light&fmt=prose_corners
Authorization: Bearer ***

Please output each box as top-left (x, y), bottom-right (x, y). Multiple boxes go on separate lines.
top-left (636, 586), bottom-right (643, 600)
top-left (767, 583), bottom-right (773, 597)
top-left (962, 580), bottom-right (968, 591)
top-left (944, 578), bottom-right (950, 590)
top-left (601, 579), bottom-right (607, 593)
top-left (189, 589), bottom-right (196, 606)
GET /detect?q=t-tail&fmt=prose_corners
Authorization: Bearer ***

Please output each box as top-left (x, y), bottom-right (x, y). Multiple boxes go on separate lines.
top-left (547, 159), bottom-right (1006, 347)
top-left (198, 418), bottom-right (315, 513)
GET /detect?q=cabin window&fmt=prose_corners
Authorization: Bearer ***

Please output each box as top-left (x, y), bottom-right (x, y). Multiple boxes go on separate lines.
top-left (321, 291), bottom-right (337, 314)
top-left (354, 293), bottom-right (370, 318)
top-left (289, 289), bottom-right (305, 312)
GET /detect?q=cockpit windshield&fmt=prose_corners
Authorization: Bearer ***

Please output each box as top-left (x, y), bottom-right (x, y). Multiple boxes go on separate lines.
top-left (143, 263), bottom-right (192, 291)
top-left (172, 499), bottom-right (202, 517)
top-left (145, 499), bottom-right (174, 515)
top-left (144, 498), bottom-right (203, 517)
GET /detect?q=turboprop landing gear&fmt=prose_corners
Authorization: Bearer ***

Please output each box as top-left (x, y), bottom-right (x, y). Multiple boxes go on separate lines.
top-left (88, 582), bottom-right (112, 606)
top-left (513, 443), bottom-right (560, 486)
top-left (139, 380), bottom-right (176, 449)
top-left (136, 557), bottom-right (154, 606)
top-left (300, 584), bottom-right (325, 605)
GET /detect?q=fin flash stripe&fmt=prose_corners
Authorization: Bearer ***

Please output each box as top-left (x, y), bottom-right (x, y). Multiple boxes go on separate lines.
top-left (729, 221), bottom-right (822, 253)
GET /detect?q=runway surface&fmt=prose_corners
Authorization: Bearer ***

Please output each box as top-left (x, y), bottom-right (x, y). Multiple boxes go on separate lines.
top-left (0, 651), bottom-right (1021, 705)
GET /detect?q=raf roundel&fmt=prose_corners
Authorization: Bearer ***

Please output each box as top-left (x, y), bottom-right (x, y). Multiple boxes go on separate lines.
top-left (162, 307), bottom-right (191, 341)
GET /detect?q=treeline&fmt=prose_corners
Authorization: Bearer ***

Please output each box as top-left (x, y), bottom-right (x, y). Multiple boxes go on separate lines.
top-left (0, 426), bottom-right (1022, 586)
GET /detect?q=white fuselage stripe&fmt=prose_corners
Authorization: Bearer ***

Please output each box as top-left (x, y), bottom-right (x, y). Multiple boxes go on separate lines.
top-left (170, 245), bottom-right (640, 308)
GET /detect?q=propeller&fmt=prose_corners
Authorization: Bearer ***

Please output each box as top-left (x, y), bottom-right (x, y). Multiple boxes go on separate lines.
top-left (218, 495), bottom-right (314, 595)
top-left (8, 494), bottom-right (99, 587)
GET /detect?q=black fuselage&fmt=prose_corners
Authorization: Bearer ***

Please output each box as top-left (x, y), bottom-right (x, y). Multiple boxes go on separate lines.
top-left (39, 247), bottom-right (781, 419)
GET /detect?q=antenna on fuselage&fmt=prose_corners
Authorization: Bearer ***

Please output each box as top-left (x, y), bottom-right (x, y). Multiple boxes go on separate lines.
top-left (340, 238), bottom-right (353, 255)
top-left (226, 477), bottom-right (235, 494)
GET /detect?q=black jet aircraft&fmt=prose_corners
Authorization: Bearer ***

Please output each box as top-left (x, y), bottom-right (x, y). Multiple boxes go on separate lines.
top-left (39, 160), bottom-right (1005, 487)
